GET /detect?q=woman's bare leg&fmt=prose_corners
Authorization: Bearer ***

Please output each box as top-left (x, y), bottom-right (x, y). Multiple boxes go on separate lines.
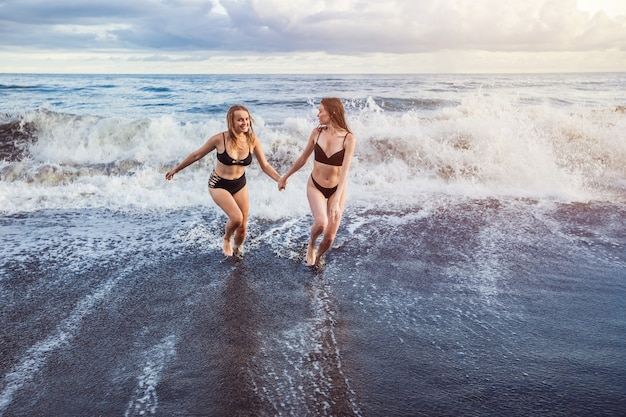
top-left (209, 186), bottom-right (247, 256)
top-left (306, 179), bottom-right (329, 266)
top-left (314, 190), bottom-right (347, 265)
top-left (231, 186), bottom-right (249, 255)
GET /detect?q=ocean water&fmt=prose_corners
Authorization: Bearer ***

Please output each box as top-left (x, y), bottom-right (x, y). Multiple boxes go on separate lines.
top-left (1, 72), bottom-right (625, 416)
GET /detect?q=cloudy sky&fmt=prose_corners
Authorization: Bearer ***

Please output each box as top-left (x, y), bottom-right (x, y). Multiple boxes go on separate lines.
top-left (0, 0), bottom-right (625, 74)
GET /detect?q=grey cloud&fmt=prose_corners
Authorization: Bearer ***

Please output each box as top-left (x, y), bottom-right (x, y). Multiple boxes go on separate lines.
top-left (0, 0), bottom-right (624, 54)
top-left (0, 0), bottom-right (146, 23)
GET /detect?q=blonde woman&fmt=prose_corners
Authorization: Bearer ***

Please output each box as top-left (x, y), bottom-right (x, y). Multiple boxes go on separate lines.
top-left (166, 105), bottom-right (281, 256)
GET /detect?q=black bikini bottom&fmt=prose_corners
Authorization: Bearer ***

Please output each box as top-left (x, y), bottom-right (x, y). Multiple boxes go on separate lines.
top-left (311, 175), bottom-right (337, 199)
top-left (208, 171), bottom-right (246, 195)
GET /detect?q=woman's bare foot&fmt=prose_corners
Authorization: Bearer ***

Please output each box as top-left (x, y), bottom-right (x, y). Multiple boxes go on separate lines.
top-left (223, 236), bottom-right (233, 256)
top-left (306, 241), bottom-right (316, 266)
top-left (314, 257), bottom-right (325, 269)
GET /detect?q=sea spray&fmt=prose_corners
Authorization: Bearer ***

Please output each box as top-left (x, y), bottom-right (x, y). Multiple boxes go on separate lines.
top-left (1, 73), bottom-right (624, 215)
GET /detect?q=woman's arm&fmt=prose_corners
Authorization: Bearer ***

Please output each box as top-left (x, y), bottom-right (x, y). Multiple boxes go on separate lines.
top-left (278, 130), bottom-right (317, 190)
top-left (252, 137), bottom-right (281, 182)
top-left (165, 133), bottom-right (220, 180)
top-left (330, 132), bottom-right (356, 215)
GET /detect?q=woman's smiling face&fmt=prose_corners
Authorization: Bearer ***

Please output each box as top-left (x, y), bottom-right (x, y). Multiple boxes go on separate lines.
top-left (232, 109), bottom-right (250, 134)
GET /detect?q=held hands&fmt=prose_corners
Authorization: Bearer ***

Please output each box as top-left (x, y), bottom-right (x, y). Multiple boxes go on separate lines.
top-left (278, 175), bottom-right (288, 191)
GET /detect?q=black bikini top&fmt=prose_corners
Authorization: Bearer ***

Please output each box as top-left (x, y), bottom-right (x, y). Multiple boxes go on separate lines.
top-left (217, 132), bottom-right (252, 166)
top-left (314, 129), bottom-right (348, 167)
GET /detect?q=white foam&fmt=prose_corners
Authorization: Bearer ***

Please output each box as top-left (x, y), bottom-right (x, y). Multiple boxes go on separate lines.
top-left (125, 335), bottom-right (177, 417)
top-left (2, 95), bottom-right (624, 216)
top-left (252, 278), bottom-right (362, 416)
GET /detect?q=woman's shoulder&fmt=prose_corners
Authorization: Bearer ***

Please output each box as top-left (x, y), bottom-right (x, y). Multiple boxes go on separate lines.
top-left (306, 125), bottom-right (318, 137)
top-left (343, 131), bottom-right (356, 149)
top-left (306, 126), bottom-right (324, 140)
top-left (208, 131), bottom-right (226, 141)
top-left (203, 131), bottom-right (226, 149)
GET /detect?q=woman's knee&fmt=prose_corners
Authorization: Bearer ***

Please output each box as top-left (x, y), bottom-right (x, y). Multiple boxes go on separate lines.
top-left (229, 213), bottom-right (244, 229)
top-left (322, 231), bottom-right (336, 245)
top-left (312, 220), bottom-right (326, 235)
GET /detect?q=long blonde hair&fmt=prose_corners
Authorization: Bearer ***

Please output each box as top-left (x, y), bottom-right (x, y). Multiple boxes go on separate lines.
top-left (226, 104), bottom-right (256, 146)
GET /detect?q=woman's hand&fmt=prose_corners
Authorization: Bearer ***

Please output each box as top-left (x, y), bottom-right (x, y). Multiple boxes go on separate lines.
top-left (329, 200), bottom-right (342, 220)
top-left (278, 176), bottom-right (288, 191)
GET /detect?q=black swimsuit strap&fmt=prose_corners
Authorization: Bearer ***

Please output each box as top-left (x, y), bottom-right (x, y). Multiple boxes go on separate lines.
top-left (316, 129), bottom-right (350, 143)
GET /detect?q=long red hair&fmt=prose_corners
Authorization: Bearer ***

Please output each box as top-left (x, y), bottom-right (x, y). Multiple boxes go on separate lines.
top-left (321, 98), bottom-right (350, 132)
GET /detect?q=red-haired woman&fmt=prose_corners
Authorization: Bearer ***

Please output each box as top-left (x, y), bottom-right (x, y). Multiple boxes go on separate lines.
top-left (278, 98), bottom-right (356, 267)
